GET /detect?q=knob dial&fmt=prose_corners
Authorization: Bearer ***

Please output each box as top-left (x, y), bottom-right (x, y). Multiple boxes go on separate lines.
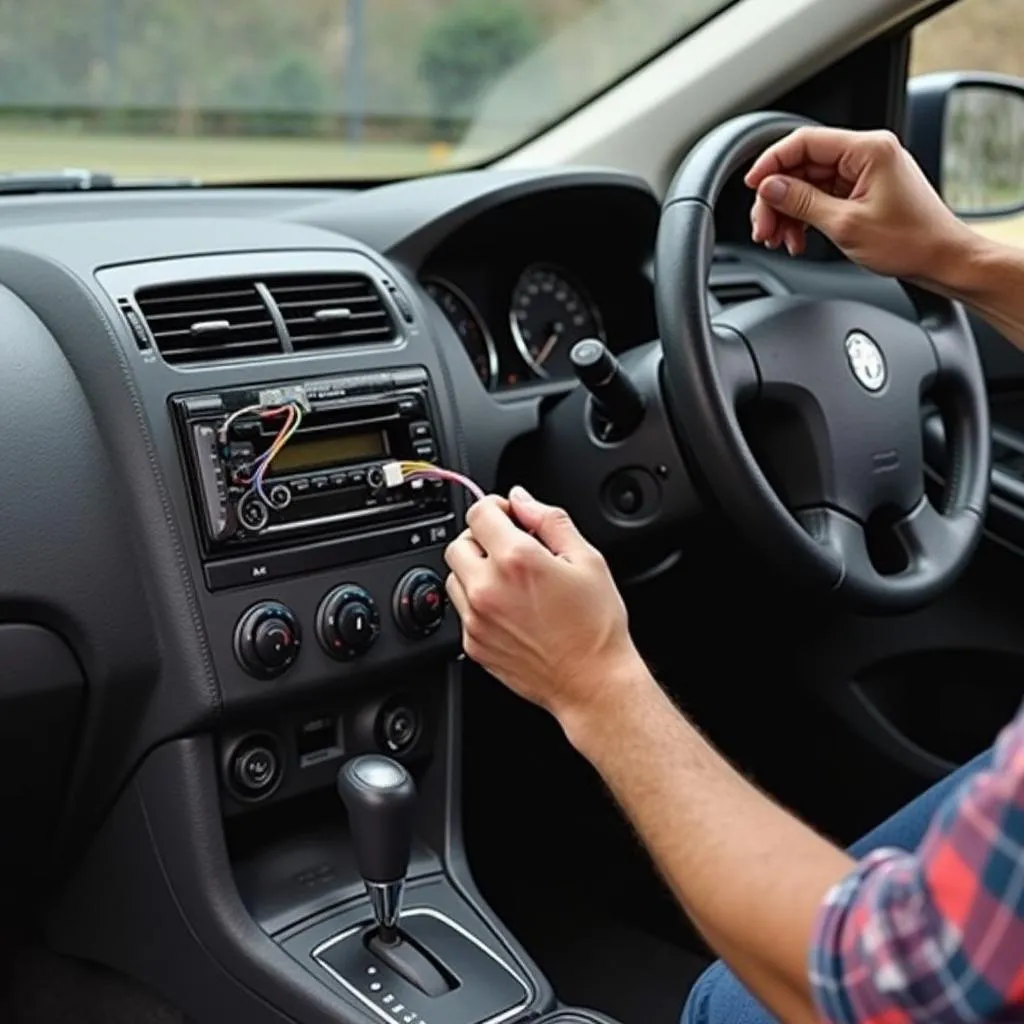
top-left (316, 585), bottom-right (381, 661)
top-left (393, 568), bottom-right (446, 638)
top-left (238, 494), bottom-right (270, 532)
top-left (234, 602), bottom-right (301, 678)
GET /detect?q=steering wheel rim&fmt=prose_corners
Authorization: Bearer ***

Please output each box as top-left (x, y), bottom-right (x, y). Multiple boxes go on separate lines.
top-left (655, 112), bottom-right (990, 612)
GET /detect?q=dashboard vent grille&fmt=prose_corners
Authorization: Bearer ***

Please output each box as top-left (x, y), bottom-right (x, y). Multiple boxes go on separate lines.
top-left (134, 278), bottom-right (282, 364)
top-left (265, 273), bottom-right (396, 351)
top-left (709, 279), bottom-right (770, 307)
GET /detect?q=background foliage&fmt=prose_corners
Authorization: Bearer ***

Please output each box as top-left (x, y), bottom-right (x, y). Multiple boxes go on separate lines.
top-left (0, 0), bottom-right (1018, 183)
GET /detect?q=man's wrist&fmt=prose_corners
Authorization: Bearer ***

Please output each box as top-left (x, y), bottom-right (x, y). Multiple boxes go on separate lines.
top-left (923, 221), bottom-right (998, 300)
top-left (555, 648), bottom-right (665, 761)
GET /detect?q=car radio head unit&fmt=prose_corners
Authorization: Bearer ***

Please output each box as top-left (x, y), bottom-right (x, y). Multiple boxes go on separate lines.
top-left (172, 368), bottom-right (451, 569)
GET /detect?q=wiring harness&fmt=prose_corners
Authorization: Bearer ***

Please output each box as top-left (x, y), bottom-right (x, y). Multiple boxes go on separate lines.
top-left (220, 398), bottom-right (486, 517)
top-left (220, 401), bottom-right (306, 517)
top-left (387, 460), bottom-right (485, 502)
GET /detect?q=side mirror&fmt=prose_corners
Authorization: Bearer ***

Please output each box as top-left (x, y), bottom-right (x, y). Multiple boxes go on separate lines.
top-left (906, 72), bottom-right (1024, 218)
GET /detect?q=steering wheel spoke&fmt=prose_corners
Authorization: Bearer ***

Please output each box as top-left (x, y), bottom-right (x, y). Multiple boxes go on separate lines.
top-left (893, 497), bottom-right (981, 571)
top-left (796, 498), bottom-right (981, 610)
top-left (712, 324), bottom-right (760, 404)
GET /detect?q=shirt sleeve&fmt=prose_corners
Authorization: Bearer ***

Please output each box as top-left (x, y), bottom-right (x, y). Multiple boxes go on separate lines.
top-left (808, 710), bottom-right (1024, 1024)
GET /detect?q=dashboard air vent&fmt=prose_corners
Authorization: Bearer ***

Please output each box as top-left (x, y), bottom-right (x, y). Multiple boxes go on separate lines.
top-left (265, 273), bottom-right (396, 351)
top-left (134, 278), bottom-right (282, 364)
top-left (709, 279), bottom-right (770, 307)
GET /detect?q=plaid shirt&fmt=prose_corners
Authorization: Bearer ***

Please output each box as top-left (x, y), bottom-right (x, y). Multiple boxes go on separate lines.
top-left (808, 708), bottom-right (1024, 1023)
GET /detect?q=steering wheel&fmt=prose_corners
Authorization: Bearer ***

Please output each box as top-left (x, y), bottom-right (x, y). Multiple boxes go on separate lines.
top-left (655, 112), bottom-right (990, 612)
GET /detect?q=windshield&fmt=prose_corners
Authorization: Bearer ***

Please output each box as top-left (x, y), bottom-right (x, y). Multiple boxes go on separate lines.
top-left (0, 0), bottom-right (733, 184)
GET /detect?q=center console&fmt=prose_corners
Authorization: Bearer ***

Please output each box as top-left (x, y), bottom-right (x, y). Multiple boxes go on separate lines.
top-left (39, 248), bottom-right (626, 1024)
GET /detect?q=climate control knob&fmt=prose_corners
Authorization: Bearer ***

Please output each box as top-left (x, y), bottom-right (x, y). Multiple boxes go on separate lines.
top-left (234, 601), bottom-right (302, 678)
top-left (316, 585), bottom-right (381, 661)
top-left (393, 567), bottom-right (447, 638)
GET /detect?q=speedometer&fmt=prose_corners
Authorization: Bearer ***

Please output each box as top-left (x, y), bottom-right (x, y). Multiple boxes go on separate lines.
top-left (423, 278), bottom-right (499, 390)
top-left (509, 264), bottom-right (604, 379)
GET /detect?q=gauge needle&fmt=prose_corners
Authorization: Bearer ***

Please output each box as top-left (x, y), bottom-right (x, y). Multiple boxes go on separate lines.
top-left (535, 330), bottom-right (560, 367)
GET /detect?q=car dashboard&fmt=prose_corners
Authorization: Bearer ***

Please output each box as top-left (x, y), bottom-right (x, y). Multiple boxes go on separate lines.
top-left (0, 166), bottom-right (785, 1024)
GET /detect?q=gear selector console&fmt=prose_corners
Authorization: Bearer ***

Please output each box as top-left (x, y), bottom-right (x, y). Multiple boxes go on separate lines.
top-left (279, 755), bottom-right (532, 1024)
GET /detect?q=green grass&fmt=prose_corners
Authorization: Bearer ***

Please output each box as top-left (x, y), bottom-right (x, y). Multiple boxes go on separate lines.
top-left (3, 125), bottom-right (1024, 251)
top-left (0, 126), bottom-right (464, 182)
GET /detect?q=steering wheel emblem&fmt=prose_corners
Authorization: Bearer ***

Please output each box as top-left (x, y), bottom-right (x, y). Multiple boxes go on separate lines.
top-left (844, 331), bottom-right (887, 392)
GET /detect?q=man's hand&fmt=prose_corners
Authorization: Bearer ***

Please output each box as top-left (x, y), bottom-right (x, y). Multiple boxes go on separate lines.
top-left (747, 125), bottom-right (976, 282)
top-left (443, 486), bottom-right (645, 732)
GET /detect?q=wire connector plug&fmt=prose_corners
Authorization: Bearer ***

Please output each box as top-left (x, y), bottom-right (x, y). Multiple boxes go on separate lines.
top-left (382, 461), bottom-right (406, 489)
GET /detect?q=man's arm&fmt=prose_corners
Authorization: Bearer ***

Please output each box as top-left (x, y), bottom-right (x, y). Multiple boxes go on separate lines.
top-left (562, 660), bottom-right (853, 1024)
top-left (446, 493), bottom-right (1024, 1024)
top-left (444, 496), bottom-right (853, 1023)
top-left (928, 236), bottom-right (1024, 350)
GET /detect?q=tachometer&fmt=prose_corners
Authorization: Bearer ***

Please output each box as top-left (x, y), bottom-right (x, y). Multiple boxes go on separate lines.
top-left (509, 264), bottom-right (604, 379)
top-left (423, 278), bottom-right (499, 390)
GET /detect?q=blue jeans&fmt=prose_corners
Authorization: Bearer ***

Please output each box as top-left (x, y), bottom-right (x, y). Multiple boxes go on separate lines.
top-left (680, 748), bottom-right (995, 1024)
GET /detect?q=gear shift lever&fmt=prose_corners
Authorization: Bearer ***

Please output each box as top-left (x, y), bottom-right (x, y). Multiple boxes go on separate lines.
top-left (337, 754), bottom-right (416, 945)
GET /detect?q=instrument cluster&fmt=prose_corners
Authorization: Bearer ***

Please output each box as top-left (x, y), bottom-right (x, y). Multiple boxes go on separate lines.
top-left (421, 258), bottom-right (649, 392)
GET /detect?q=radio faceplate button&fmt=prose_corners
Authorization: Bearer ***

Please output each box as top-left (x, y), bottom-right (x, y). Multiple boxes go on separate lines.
top-left (316, 585), bottom-right (381, 661)
top-left (268, 484), bottom-right (292, 510)
top-left (234, 602), bottom-right (302, 679)
top-left (239, 496), bottom-right (270, 532)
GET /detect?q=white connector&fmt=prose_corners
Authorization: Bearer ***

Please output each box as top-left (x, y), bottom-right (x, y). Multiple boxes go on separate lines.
top-left (382, 461), bottom-right (406, 488)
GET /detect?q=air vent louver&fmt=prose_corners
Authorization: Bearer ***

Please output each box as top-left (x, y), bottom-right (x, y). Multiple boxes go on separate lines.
top-left (134, 278), bottom-right (282, 364)
top-left (709, 279), bottom-right (770, 307)
top-left (265, 273), bottom-right (396, 351)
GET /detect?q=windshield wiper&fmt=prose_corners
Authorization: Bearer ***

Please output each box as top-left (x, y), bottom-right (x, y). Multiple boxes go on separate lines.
top-left (0, 168), bottom-right (200, 194)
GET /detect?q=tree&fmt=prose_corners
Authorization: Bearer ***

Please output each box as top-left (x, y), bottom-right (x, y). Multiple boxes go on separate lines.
top-left (417, 0), bottom-right (538, 139)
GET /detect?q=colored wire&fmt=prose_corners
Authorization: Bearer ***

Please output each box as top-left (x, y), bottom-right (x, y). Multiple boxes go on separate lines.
top-left (218, 403), bottom-right (263, 444)
top-left (252, 403), bottom-right (302, 504)
top-left (397, 460), bottom-right (486, 502)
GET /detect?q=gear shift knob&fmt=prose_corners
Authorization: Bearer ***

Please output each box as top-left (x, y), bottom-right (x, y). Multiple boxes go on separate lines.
top-left (337, 754), bottom-right (416, 942)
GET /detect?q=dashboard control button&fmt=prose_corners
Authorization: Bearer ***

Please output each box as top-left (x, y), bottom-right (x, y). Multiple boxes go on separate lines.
top-left (378, 704), bottom-right (421, 755)
top-left (409, 421), bottom-right (432, 440)
top-left (602, 468), bottom-right (659, 522)
top-left (317, 585), bottom-right (380, 660)
top-left (227, 734), bottom-right (283, 800)
top-left (393, 568), bottom-right (446, 637)
top-left (236, 746), bottom-right (278, 792)
top-left (611, 479), bottom-right (641, 515)
top-left (234, 602), bottom-right (301, 678)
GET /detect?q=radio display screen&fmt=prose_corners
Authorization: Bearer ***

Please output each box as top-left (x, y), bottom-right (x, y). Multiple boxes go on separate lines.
top-left (269, 430), bottom-right (389, 475)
